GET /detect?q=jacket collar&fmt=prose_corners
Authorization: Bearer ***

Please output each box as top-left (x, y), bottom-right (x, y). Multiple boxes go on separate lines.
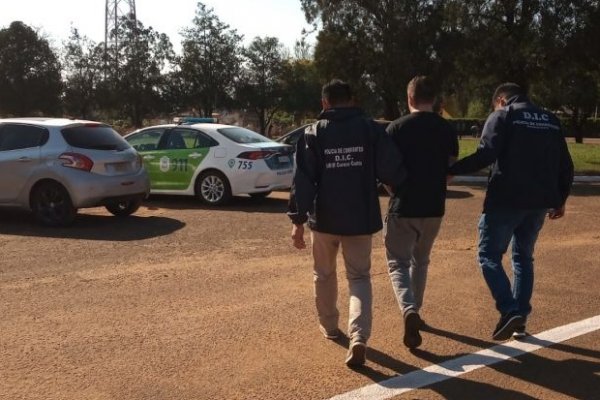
top-left (318, 107), bottom-right (364, 121)
top-left (505, 94), bottom-right (530, 105)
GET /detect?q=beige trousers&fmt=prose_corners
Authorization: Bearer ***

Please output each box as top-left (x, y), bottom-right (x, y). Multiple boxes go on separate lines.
top-left (311, 231), bottom-right (373, 341)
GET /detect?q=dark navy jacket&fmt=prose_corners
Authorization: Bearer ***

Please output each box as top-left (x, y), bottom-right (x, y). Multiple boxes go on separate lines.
top-left (288, 107), bottom-right (406, 235)
top-left (449, 95), bottom-right (574, 211)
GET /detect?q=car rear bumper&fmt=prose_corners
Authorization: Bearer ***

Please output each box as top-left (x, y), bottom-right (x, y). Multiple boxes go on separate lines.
top-left (63, 168), bottom-right (151, 208)
top-left (229, 168), bottom-right (293, 195)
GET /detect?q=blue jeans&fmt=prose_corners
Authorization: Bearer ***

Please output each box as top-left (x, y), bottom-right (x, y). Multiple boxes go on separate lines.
top-left (478, 209), bottom-right (547, 317)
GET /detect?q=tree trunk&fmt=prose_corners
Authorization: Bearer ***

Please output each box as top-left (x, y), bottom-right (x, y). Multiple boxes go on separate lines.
top-left (258, 108), bottom-right (267, 135)
top-left (382, 95), bottom-right (400, 121)
top-left (572, 108), bottom-right (584, 144)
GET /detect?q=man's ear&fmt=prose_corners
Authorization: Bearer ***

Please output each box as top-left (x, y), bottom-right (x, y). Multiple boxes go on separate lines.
top-left (407, 94), bottom-right (416, 111)
top-left (322, 98), bottom-right (330, 110)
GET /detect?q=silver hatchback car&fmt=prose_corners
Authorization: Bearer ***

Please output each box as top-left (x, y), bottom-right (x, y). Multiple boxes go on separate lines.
top-left (0, 118), bottom-right (150, 226)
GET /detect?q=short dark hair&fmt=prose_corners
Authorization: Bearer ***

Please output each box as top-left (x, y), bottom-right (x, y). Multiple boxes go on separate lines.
top-left (492, 83), bottom-right (524, 106)
top-left (322, 79), bottom-right (353, 106)
top-left (407, 75), bottom-right (437, 104)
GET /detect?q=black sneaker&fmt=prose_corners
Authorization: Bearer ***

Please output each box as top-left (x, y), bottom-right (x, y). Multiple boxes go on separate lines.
top-left (403, 310), bottom-right (423, 349)
top-left (493, 312), bottom-right (525, 341)
top-left (512, 325), bottom-right (527, 339)
top-left (345, 339), bottom-right (367, 367)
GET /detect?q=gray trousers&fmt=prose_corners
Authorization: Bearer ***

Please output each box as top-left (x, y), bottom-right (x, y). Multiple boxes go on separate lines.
top-left (311, 231), bottom-right (373, 342)
top-left (384, 216), bottom-right (442, 316)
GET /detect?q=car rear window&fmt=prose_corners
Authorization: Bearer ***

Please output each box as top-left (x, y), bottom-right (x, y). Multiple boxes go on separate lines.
top-left (61, 125), bottom-right (130, 151)
top-left (217, 127), bottom-right (271, 144)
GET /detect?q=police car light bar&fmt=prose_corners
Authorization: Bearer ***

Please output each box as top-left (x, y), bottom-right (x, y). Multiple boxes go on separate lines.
top-left (174, 117), bottom-right (218, 124)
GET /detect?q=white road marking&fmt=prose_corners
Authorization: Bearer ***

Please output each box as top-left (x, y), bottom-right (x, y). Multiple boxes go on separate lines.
top-left (329, 315), bottom-right (600, 400)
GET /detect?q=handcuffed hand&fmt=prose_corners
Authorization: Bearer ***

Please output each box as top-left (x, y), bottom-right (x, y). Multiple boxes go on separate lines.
top-left (291, 224), bottom-right (306, 249)
top-left (548, 206), bottom-right (566, 220)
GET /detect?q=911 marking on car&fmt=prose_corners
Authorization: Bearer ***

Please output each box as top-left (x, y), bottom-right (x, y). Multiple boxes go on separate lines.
top-left (171, 159), bottom-right (189, 172)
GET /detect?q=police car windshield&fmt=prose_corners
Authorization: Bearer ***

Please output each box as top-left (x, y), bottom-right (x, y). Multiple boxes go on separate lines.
top-left (217, 127), bottom-right (271, 144)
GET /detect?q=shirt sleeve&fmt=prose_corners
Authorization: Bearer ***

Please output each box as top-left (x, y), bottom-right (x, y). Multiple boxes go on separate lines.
top-left (449, 124), bottom-right (459, 158)
top-left (449, 110), bottom-right (507, 175)
top-left (374, 121), bottom-right (406, 188)
top-left (287, 126), bottom-right (319, 225)
top-left (557, 126), bottom-right (574, 206)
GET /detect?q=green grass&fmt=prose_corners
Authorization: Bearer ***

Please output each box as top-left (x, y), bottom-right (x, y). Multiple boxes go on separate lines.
top-left (458, 138), bottom-right (600, 174)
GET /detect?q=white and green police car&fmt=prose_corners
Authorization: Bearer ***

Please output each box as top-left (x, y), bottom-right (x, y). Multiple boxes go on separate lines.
top-left (124, 119), bottom-right (294, 205)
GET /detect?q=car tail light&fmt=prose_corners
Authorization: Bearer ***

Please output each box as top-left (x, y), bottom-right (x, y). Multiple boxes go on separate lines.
top-left (59, 152), bottom-right (94, 172)
top-left (237, 151), bottom-right (276, 160)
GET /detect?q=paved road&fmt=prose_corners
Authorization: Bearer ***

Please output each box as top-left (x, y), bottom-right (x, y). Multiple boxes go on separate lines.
top-left (1, 185), bottom-right (599, 400)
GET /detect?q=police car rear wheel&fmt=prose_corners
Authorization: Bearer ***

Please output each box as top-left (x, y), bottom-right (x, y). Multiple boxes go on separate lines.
top-left (196, 171), bottom-right (232, 205)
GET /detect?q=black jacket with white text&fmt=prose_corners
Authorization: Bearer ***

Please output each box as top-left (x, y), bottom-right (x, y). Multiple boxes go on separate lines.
top-left (449, 95), bottom-right (574, 211)
top-left (288, 107), bottom-right (406, 235)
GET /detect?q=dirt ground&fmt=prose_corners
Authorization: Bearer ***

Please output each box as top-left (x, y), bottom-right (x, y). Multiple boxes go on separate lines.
top-left (1, 185), bottom-right (599, 400)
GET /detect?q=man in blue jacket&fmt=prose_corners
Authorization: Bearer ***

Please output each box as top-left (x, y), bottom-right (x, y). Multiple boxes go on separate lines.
top-left (449, 83), bottom-right (574, 340)
top-left (288, 79), bottom-right (405, 367)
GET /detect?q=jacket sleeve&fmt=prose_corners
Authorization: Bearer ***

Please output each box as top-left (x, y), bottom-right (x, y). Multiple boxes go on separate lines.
top-left (374, 122), bottom-right (406, 188)
top-left (557, 129), bottom-right (574, 206)
top-left (287, 127), bottom-right (319, 225)
top-left (449, 110), bottom-right (508, 175)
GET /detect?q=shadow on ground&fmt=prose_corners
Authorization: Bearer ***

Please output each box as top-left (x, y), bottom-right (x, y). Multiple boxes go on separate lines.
top-left (0, 208), bottom-right (185, 241)
top-left (411, 324), bottom-right (600, 399)
top-left (328, 323), bottom-right (600, 400)
top-left (570, 183), bottom-right (600, 197)
top-left (446, 189), bottom-right (475, 199)
top-left (145, 194), bottom-right (288, 214)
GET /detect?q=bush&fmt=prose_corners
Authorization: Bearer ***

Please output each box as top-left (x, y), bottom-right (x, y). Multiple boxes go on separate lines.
top-left (447, 118), bottom-right (485, 137)
top-left (559, 118), bottom-right (600, 138)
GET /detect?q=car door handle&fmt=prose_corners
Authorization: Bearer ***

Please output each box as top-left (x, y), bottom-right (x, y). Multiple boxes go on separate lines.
top-left (18, 157), bottom-right (32, 162)
top-left (143, 155), bottom-right (155, 160)
top-left (189, 153), bottom-right (203, 159)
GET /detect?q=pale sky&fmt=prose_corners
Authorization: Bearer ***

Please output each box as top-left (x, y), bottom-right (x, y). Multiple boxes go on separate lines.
top-left (0, 0), bottom-right (315, 52)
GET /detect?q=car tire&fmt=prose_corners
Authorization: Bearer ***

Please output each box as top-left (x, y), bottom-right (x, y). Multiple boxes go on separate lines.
top-left (249, 191), bottom-right (272, 199)
top-left (196, 171), bottom-right (232, 205)
top-left (31, 181), bottom-right (77, 227)
top-left (105, 197), bottom-right (143, 217)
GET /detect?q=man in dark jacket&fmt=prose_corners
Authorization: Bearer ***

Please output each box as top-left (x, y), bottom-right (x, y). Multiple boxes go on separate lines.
top-left (449, 83), bottom-right (574, 341)
top-left (385, 76), bottom-right (458, 349)
top-left (288, 79), bottom-right (405, 367)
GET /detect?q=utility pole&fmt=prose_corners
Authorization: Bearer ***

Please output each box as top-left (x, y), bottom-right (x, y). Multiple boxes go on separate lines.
top-left (104, 0), bottom-right (137, 73)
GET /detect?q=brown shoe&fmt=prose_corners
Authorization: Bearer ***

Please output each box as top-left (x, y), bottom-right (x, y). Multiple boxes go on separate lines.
top-left (319, 325), bottom-right (342, 340)
top-left (403, 310), bottom-right (423, 349)
top-left (345, 339), bottom-right (367, 367)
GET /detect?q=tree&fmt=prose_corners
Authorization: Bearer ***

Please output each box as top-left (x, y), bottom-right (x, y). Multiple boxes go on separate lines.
top-left (280, 58), bottom-right (322, 124)
top-left (179, 2), bottom-right (243, 116)
top-left (236, 37), bottom-right (286, 136)
top-left (530, 1), bottom-right (600, 143)
top-left (62, 28), bottom-right (104, 119)
top-left (0, 21), bottom-right (62, 116)
top-left (104, 15), bottom-right (174, 127)
top-left (301, 0), bottom-right (453, 119)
